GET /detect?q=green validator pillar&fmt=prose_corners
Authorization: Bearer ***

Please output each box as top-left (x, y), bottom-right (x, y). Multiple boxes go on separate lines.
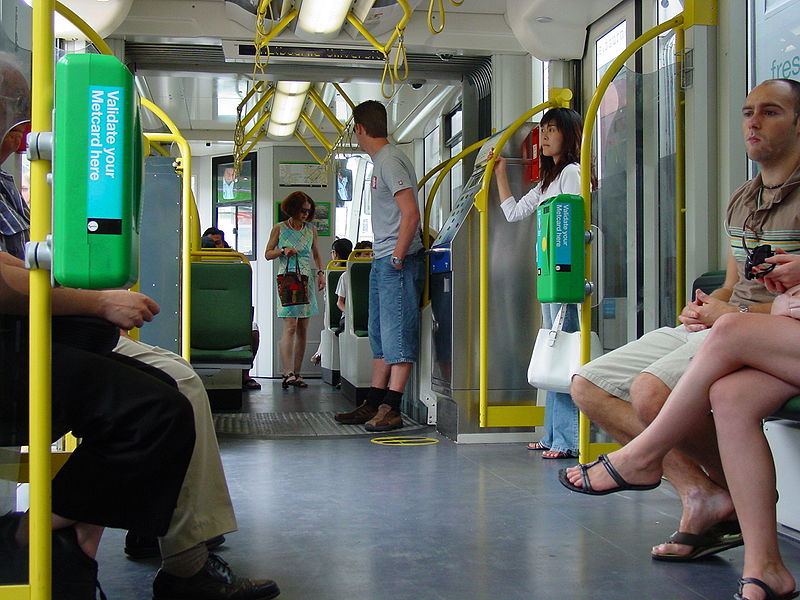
top-left (535, 193), bottom-right (586, 303)
top-left (53, 53), bottom-right (142, 289)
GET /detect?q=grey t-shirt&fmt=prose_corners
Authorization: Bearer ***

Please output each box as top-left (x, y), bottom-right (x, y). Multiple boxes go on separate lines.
top-left (370, 144), bottom-right (423, 259)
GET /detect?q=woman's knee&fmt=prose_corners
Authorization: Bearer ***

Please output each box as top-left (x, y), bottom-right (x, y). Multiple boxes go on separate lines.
top-left (282, 319), bottom-right (298, 336)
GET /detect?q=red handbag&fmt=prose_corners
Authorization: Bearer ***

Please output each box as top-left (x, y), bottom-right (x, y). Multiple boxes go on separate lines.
top-left (276, 255), bottom-right (310, 307)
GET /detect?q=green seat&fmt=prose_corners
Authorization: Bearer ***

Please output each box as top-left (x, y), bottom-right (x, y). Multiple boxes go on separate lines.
top-left (692, 270), bottom-right (726, 298)
top-left (350, 262), bottom-right (371, 338)
top-left (774, 395), bottom-right (800, 420)
top-left (327, 270), bottom-right (344, 329)
top-left (190, 262), bottom-right (254, 367)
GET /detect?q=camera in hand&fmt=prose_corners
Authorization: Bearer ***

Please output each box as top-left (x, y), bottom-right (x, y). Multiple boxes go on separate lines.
top-left (744, 244), bottom-right (775, 280)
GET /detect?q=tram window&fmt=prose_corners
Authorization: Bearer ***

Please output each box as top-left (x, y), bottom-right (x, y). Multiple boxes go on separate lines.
top-left (211, 154), bottom-right (256, 258)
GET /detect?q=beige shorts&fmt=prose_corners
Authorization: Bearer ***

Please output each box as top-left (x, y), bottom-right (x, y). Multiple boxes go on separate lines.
top-left (577, 326), bottom-right (711, 402)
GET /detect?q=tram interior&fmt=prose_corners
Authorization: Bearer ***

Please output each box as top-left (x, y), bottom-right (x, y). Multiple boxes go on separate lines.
top-left (3, 0), bottom-right (800, 598)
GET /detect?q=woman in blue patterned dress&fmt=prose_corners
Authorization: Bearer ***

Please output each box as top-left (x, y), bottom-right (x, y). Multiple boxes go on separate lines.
top-left (265, 191), bottom-right (325, 388)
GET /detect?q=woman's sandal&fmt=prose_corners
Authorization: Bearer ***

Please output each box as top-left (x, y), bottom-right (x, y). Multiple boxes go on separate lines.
top-left (291, 375), bottom-right (308, 388)
top-left (542, 450), bottom-right (576, 460)
top-left (527, 441), bottom-right (549, 451)
top-left (243, 378), bottom-right (261, 390)
top-left (734, 577), bottom-right (800, 600)
top-left (557, 454), bottom-right (662, 496)
top-left (282, 372), bottom-right (295, 389)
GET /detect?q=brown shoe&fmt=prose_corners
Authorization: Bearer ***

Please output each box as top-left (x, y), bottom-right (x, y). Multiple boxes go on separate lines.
top-left (335, 401), bottom-right (378, 424)
top-left (364, 404), bottom-right (403, 432)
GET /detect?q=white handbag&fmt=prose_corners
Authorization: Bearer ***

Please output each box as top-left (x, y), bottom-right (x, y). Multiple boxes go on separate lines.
top-left (527, 304), bottom-right (602, 394)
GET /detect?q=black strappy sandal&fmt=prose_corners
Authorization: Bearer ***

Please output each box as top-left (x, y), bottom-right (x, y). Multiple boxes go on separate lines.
top-left (291, 374), bottom-right (308, 388)
top-left (282, 372), bottom-right (295, 389)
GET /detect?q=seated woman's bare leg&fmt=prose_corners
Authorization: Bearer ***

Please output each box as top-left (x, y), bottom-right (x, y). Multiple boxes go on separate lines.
top-left (711, 367), bottom-right (800, 600)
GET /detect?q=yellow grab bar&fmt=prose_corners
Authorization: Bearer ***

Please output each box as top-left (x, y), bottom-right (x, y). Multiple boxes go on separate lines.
top-left (577, 14), bottom-right (685, 463)
top-left (475, 88), bottom-right (573, 428)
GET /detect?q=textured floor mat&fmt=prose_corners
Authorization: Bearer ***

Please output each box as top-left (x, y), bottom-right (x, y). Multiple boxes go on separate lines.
top-left (213, 411), bottom-right (426, 439)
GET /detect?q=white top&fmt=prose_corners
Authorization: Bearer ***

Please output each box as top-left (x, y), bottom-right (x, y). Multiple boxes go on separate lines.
top-left (499, 162), bottom-right (581, 222)
top-left (335, 273), bottom-right (347, 299)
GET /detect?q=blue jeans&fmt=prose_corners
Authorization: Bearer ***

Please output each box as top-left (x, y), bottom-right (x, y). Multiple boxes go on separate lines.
top-left (539, 303), bottom-right (580, 455)
top-left (368, 251), bottom-right (424, 364)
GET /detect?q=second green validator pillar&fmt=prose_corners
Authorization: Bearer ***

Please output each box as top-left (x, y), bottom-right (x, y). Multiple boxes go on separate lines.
top-left (536, 193), bottom-right (586, 303)
top-left (52, 53), bottom-right (142, 289)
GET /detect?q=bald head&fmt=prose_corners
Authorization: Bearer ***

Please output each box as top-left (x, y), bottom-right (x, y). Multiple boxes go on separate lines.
top-left (0, 52), bottom-right (31, 163)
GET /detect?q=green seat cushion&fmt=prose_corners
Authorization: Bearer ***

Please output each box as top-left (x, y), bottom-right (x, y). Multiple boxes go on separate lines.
top-left (190, 348), bottom-right (254, 364)
top-left (353, 330), bottom-right (369, 338)
top-left (774, 395), bottom-right (800, 420)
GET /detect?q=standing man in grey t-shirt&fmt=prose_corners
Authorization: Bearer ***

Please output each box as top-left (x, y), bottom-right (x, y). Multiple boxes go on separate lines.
top-left (335, 100), bottom-right (424, 431)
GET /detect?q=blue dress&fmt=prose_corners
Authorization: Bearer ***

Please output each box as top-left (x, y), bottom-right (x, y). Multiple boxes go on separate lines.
top-left (276, 221), bottom-right (319, 318)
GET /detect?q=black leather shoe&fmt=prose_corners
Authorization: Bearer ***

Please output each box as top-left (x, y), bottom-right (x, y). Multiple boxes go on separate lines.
top-left (52, 526), bottom-right (107, 599)
top-left (152, 553), bottom-right (279, 599)
top-left (125, 532), bottom-right (226, 559)
top-left (0, 512), bottom-right (26, 585)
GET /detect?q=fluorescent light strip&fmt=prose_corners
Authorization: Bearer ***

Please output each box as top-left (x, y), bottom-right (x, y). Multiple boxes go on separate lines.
top-left (297, 0), bottom-right (352, 36)
top-left (267, 81), bottom-right (311, 139)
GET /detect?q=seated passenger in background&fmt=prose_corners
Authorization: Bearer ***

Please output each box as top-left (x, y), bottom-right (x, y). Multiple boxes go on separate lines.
top-left (491, 107), bottom-right (588, 460)
top-left (567, 78), bottom-right (800, 564)
top-left (310, 237), bottom-right (352, 366)
top-left (203, 227), bottom-right (230, 248)
top-left (0, 56), bottom-right (279, 599)
top-left (560, 251), bottom-right (800, 600)
top-left (202, 226), bottom-right (230, 248)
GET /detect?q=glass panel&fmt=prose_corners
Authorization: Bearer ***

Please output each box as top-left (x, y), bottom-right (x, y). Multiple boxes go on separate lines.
top-left (236, 204), bottom-right (253, 256)
top-left (216, 206), bottom-right (236, 245)
top-left (358, 162), bottom-right (374, 243)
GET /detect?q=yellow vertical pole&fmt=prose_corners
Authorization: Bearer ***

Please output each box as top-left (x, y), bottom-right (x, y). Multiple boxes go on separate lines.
top-left (577, 16), bottom-right (685, 463)
top-left (675, 27), bottom-right (686, 320)
top-left (29, 0), bottom-right (54, 596)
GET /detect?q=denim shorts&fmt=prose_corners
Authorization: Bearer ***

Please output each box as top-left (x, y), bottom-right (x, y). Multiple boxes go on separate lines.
top-left (368, 250), bottom-right (424, 364)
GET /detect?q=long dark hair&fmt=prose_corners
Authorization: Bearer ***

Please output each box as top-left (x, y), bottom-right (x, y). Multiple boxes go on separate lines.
top-left (539, 107), bottom-right (583, 192)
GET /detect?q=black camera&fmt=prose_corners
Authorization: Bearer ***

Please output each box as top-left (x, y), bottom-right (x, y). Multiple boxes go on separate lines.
top-left (744, 243), bottom-right (775, 280)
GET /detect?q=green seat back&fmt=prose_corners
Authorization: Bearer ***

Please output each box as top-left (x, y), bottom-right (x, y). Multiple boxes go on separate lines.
top-left (774, 395), bottom-right (800, 420)
top-left (349, 262), bottom-right (371, 337)
top-left (327, 270), bottom-right (344, 329)
top-left (190, 262), bottom-right (253, 352)
top-left (692, 270), bottom-right (726, 300)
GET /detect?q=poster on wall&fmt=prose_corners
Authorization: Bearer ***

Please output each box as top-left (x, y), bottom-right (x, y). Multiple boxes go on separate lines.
top-left (274, 200), bottom-right (331, 236)
top-left (278, 162), bottom-right (328, 187)
top-left (753, 0), bottom-right (800, 83)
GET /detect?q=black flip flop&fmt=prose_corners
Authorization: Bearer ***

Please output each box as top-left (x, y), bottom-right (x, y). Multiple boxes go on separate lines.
top-left (652, 523), bottom-right (743, 562)
top-left (734, 577), bottom-right (799, 600)
top-left (243, 378), bottom-right (261, 390)
top-left (558, 454), bottom-right (661, 496)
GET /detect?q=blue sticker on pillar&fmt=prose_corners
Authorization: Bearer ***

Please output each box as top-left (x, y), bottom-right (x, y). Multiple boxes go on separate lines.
top-left (554, 202), bottom-right (571, 271)
top-left (86, 85), bottom-right (124, 234)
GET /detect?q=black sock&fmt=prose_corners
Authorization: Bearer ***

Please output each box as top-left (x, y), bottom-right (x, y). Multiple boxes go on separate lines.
top-left (383, 390), bottom-right (403, 411)
top-left (365, 386), bottom-right (387, 408)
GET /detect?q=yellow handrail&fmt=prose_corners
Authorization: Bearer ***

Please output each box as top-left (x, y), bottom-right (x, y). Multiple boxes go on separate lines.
top-left (422, 137), bottom-right (488, 248)
top-left (474, 88), bottom-right (573, 428)
top-left (577, 15), bottom-right (686, 463)
top-left (28, 0), bottom-right (56, 596)
top-left (675, 26), bottom-right (686, 322)
top-left (419, 137), bottom-right (489, 308)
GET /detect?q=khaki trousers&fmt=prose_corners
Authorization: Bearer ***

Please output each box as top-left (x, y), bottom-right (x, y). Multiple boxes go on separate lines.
top-left (114, 337), bottom-right (237, 557)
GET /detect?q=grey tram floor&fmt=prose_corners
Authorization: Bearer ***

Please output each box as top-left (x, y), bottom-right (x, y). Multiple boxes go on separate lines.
top-left (95, 378), bottom-right (800, 600)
